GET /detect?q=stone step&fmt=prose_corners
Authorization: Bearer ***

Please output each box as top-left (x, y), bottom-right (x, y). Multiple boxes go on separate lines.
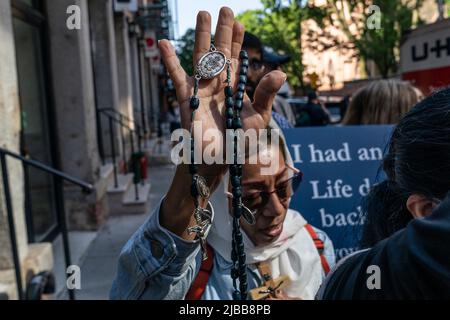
top-left (100, 163), bottom-right (113, 181)
top-left (106, 173), bottom-right (134, 216)
top-left (123, 182), bottom-right (151, 205)
top-left (109, 182), bottom-right (151, 215)
top-left (107, 173), bottom-right (133, 194)
top-left (96, 163), bottom-right (114, 196)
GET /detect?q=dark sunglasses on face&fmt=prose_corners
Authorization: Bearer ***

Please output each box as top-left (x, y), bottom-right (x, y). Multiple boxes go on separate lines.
top-left (226, 165), bottom-right (304, 213)
top-left (241, 172), bottom-right (303, 211)
top-left (249, 59), bottom-right (265, 71)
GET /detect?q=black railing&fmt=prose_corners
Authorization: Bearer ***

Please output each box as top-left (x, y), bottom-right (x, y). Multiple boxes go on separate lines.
top-left (0, 147), bottom-right (93, 300)
top-left (97, 108), bottom-right (145, 201)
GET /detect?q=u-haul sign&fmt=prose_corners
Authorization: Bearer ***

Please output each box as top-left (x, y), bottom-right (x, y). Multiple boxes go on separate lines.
top-left (401, 19), bottom-right (450, 95)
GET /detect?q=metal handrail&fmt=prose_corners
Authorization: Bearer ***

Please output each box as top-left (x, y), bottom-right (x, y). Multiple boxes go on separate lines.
top-left (0, 148), bottom-right (93, 191)
top-left (98, 107), bottom-right (142, 133)
top-left (97, 109), bottom-right (144, 202)
top-left (0, 147), bottom-right (93, 300)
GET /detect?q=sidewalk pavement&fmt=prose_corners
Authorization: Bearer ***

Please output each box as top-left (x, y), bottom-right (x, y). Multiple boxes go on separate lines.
top-left (64, 164), bottom-right (176, 300)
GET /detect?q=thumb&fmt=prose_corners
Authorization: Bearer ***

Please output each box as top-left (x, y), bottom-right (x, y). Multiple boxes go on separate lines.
top-left (252, 71), bottom-right (287, 124)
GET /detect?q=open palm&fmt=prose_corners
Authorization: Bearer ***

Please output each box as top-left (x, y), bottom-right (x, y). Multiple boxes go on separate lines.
top-left (159, 7), bottom-right (286, 154)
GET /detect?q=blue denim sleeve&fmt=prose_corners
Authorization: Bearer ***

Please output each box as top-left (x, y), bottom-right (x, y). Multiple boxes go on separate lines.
top-left (110, 198), bottom-right (213, 300)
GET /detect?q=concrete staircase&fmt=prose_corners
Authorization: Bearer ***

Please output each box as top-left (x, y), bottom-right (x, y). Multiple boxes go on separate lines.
top-left (100, 162), bottom-right (152, 216)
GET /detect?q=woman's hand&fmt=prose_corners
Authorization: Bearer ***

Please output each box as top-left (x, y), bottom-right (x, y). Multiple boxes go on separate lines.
top-left (158, 7), bottom-right (286, 240)
top-left (159, 7), bottom-right (286, 160)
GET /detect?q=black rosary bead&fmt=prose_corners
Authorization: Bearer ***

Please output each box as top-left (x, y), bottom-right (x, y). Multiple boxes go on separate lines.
top-left (225, 96), bottom-right (234, 108)
top-left (231, 268), bottom-right (239, 280)
top-left (230, 165), bottom-right (242, 176)
top-left (234, 99), bottom-right (243, 111)
top-left (240, 278), bottom-right (248, 290)
top-left (239, 263), bottom-right (246, 275)
top-left (233, 207), bottom-right (242, 219)
top-left (233, 118), bottom-right (242, 129)
top-left (241, 59), bottom-right (249, 68)
top-left (238, 75), bottom-right (247, 84)
top-left (235, 232), bottom-right (243, 244)
top-left (239, 50), bottom-right (248, 59)
top-left (231, 175), bottom-right (241, 188)
top-left (190, 96), bottom-right (200, 110)
top-left (225, 86), bottom-right (233, 97)
top-left (190, 139), bottom-right (195, 163)
top-left (226, 119), bottom-right (233, 129)
top-left (239, 66), bottom-right (248, 76)
top-left (237, 83), bottom-right (245, 92)
top-left (225, 107), bottom-right (234, 119)
top-left (236, 91), bottom-right (244, 101)
top-left (190, 181), bottom-right (199, 198)
top-left (189, 163), bottom-right (197, 175)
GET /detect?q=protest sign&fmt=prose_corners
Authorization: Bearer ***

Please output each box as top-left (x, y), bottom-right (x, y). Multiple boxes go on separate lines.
top-left (283, 125), bottom-right (394, 260)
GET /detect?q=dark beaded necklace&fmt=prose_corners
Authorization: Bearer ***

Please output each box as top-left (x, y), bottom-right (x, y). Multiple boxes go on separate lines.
top-left (227, 50), bottom-right (249, 300)
top-left (188, 46), bottom-right (250, 300)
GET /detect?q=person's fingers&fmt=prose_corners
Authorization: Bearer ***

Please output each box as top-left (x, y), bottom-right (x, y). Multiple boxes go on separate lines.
top-left (231, 21), bottom-right (245, 59)
top-left (193, 11), bottom-right (212, 66)
top-left (252, 71), bottom-right (287, 123)
top-left (214, 7), bottom-right (234, 59)
top-left (159, 39), bottom-right (190, 99)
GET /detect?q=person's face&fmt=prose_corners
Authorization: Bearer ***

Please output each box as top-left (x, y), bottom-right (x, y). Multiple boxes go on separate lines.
top-left (245, 48), bottom-right (267, 101)
top-left (229, 147), bottom-right (293, 247)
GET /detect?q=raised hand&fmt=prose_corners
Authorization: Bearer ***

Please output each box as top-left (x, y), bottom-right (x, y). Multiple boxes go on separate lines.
top-left (159, 7), bottom-right (286, 239)
top-left (158, 7), bottom-right (286, 143)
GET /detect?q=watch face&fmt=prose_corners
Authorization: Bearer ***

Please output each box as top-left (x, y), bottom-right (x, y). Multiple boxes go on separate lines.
top-left (196, 51), bottom-right (227, 79)
top-left (195, 175), bottom-right (210, 199)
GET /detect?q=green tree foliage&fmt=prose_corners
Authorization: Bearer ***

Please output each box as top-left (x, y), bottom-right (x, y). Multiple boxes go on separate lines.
top-left (236, 0), bottom-right (308, 90)
top-left (312, 0), bottom-right (425, 78)
top-left (176, 28), bottom-right (195, 76)
top-left (176, 0), bottom-right (429, 88)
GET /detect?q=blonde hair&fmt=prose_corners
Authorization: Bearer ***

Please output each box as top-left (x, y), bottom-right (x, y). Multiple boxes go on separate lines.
top-left (342, 80), bottom-right (423, 125)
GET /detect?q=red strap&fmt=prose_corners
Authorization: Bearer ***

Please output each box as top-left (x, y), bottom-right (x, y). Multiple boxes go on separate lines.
top-left (185, 244), bottom-right (215, 300)
top-left (304, 224), bottom-right (331, 275)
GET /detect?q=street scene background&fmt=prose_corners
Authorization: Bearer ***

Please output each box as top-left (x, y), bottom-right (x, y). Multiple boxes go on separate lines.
top-left (0, 0), bottom-right (449, 300)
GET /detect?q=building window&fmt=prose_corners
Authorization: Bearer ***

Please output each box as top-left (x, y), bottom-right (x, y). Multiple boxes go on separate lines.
top-left (12, 0), bottom-right (60, 242)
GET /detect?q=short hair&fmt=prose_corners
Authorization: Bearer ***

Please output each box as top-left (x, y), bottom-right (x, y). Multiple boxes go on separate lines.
top-left (242, 32), bottom-right (262, 53)
top-left (307, 91), bottom-right (318, 102)
top-left (342, 79), bottom-right (423, 125)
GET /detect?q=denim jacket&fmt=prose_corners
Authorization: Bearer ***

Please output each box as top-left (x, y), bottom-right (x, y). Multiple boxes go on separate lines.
top-left (110, 198), bottom-right (336, 300)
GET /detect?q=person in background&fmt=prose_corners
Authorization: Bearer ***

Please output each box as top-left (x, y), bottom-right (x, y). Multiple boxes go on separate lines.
top-left (360, 87), bottom-right (450, 247)
top-left (262, 46), bottom-right (297, 127)
top-left (167, 96), bottom-right (181, 133)
top-left (296, 91), bottom-right (330, 127)
top-left (242, 33), bottom-right (293, 129)
top-left (339, 94), bottom-right (351, 121)
top-left (342, 79), bottom-right (423, 125)
top-left (242, 32), bottom-right (265, 102)
top-left (317, 88), bottom-right (450, 300)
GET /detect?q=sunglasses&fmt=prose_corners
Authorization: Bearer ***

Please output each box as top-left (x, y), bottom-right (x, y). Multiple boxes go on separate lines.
top-left (249, 59), bottom-right (266, 71)
top-left (226, 164), bottom-right (303, 213)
